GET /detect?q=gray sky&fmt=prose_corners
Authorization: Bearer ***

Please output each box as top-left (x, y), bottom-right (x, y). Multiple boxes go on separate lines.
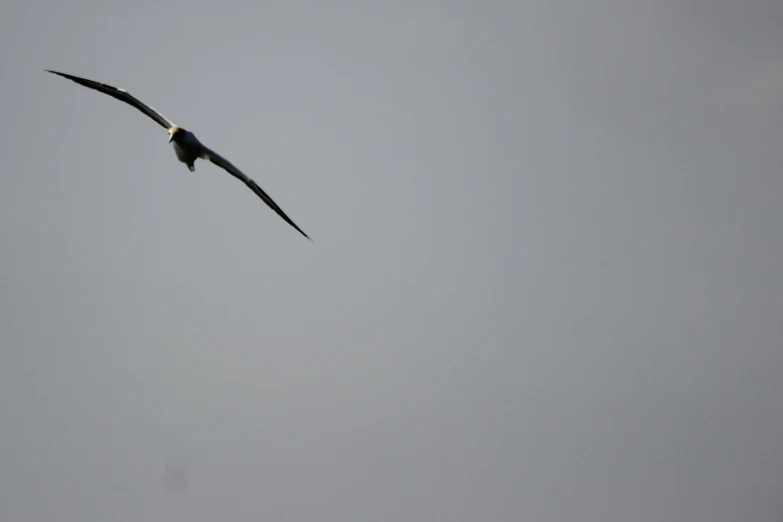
top-left (1, 1), bottom-right (782, 521)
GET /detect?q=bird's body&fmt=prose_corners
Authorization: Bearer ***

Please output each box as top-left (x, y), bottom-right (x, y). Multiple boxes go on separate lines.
top-left (169, 126), bottom-right (205, 171)
top-left (45, 70), bottom-right (311, 241)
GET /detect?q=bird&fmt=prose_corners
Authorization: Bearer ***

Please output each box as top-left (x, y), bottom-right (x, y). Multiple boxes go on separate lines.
top-left (45, 70), bottom-right (311, 241)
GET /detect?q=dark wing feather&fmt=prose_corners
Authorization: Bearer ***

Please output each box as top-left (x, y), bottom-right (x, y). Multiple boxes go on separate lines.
top-left (203, 147), bottom-right (311, 241)
top-left (46, 70), bottom-right (174, 130)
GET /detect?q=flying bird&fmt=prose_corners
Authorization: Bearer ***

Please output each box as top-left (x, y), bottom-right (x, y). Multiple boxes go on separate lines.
top-left (45, 70), bottom-right (311, 241)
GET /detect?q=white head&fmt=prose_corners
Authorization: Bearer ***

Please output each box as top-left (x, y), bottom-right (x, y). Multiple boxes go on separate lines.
top-left (168, 126), bottom-right (184, 144)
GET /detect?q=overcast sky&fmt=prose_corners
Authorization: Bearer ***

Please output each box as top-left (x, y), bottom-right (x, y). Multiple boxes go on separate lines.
top-left (1, 1), bottom-right (782, 521)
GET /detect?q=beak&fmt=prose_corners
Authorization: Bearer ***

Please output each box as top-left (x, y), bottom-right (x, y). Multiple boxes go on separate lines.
top-left (168, 134), bottom-right (173, 143)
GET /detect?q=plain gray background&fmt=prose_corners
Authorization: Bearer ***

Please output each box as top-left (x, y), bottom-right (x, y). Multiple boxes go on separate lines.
top-left (1, 1), bottom-right (782, 521)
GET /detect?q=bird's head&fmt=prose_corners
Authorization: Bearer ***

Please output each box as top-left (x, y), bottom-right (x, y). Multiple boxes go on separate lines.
top-left (168, 126), bottom-right (183, 143)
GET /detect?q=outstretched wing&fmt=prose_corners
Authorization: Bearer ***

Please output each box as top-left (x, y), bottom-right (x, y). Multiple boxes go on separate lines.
top-left (202, 147), bottom-right (311, 241)
top-left (45, 70), bottom-right (175, 130)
